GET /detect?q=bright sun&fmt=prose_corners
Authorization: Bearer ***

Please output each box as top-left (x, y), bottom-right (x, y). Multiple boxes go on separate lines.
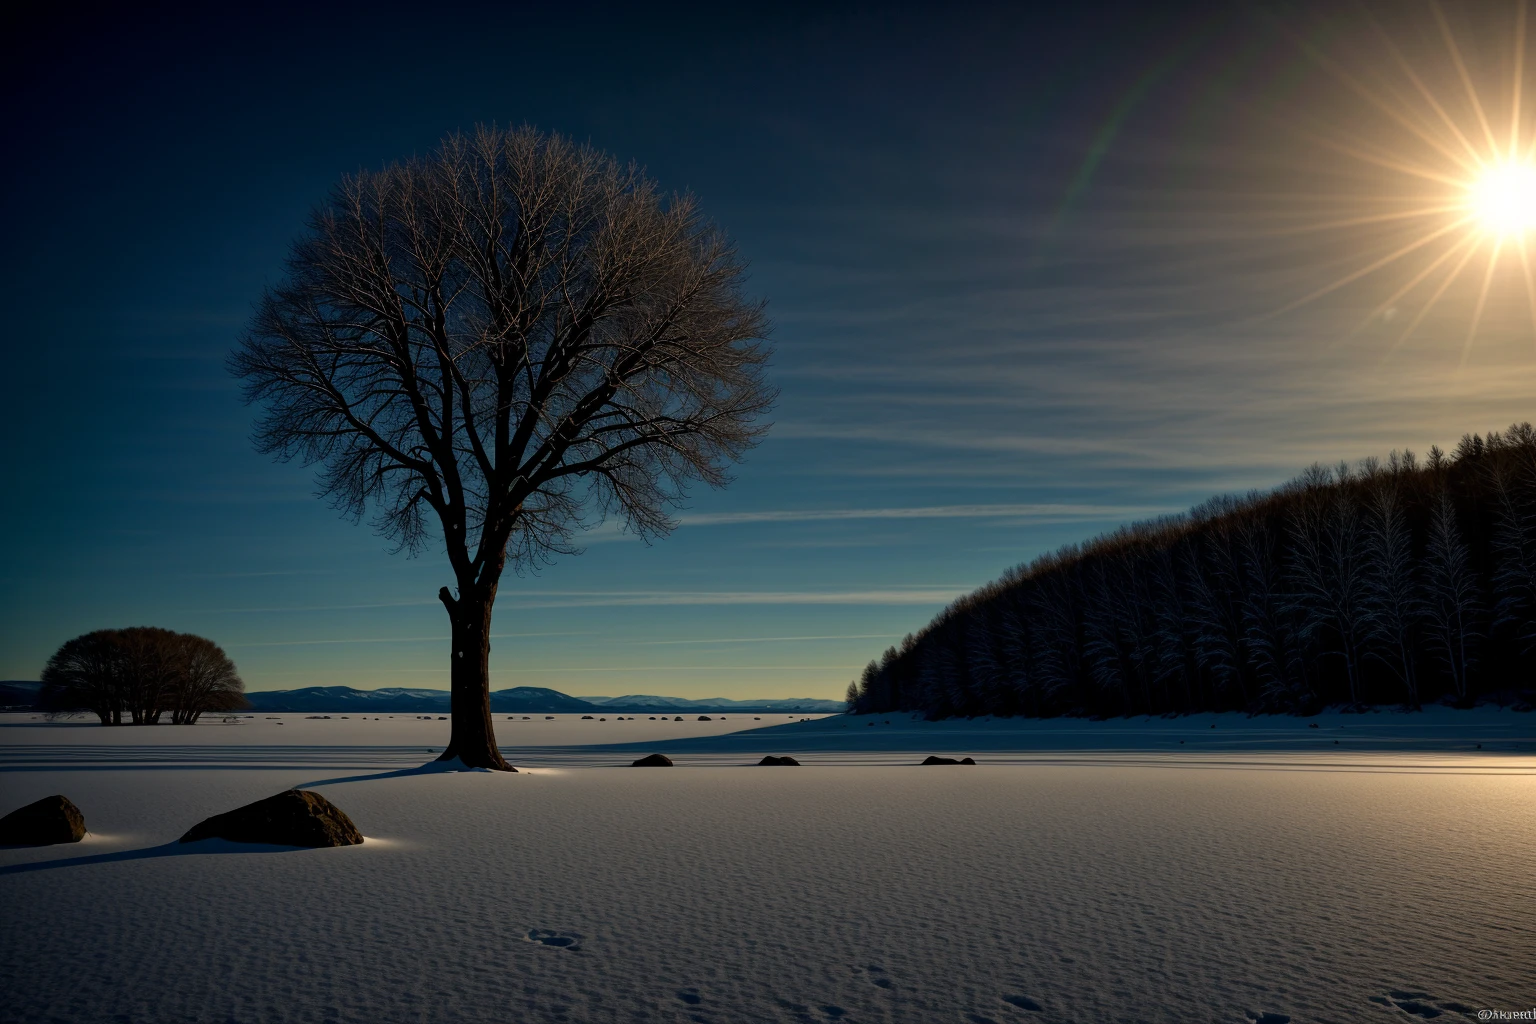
top-left (1270, 3), bottom-right (1536, 359)
top-left (1471, 162), bottom-right (1536, 235)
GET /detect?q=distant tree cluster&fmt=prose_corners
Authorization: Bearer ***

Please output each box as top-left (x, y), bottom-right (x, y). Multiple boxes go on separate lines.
top-left (41, 628), bottom-right (246, 725)
top-left (848, 424), bottom-right (1536, 719)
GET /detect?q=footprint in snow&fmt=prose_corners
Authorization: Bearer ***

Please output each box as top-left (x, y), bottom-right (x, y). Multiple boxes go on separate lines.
top-left (525, 929), bottom-right (582, 951)
top-left (856, 964), bottom-right (893, 990)
top-left (1368, 990), bottom-right (1478, 1018)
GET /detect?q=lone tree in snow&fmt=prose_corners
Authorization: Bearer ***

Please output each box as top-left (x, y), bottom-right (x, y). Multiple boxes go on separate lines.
top-left (232, 126), bottom-right (774, 769)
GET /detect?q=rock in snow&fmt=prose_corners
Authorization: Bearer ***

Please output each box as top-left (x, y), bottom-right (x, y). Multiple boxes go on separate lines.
top-left (757, 755), bottom-right (801, 766)
top-left (631, 753), bottom-right (674, 767)
top-left (921, 755), bottom-right (977, 765)
top-left (179, 789), bottom-right (363, 847)
top-left (0, 794), bottom-right (86, 846)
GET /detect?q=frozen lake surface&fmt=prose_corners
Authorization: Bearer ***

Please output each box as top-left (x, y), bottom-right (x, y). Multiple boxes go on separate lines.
top-left (1, 710), bottom-right (1532, 1023)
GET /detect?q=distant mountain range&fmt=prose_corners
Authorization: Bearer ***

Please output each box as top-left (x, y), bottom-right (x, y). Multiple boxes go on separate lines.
top-left (0, 681), bottom-right (40, 710)
top-left (578, 694), bottom-right (845, 712)
top-left (1, 681), bottom-right (843, 715)
top-left (244, 686), bottom-right (598, 714)
top-left (249, 687), bottom-right (843, 714)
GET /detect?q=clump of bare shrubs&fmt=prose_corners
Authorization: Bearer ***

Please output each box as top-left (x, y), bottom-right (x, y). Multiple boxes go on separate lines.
top-left (40, 628), bottom-right (246, 725)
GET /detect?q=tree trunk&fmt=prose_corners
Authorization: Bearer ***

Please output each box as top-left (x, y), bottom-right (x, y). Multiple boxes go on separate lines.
top-left (438, 586), bottom-right (515, 771)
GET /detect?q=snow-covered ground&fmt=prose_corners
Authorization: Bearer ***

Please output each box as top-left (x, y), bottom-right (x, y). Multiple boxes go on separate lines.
top-left (2, 709), bottom-right (1532, 1023)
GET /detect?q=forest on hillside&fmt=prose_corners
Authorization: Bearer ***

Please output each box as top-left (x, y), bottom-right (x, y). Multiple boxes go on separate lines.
top-left (848, 424), bottom-right (1536, 719)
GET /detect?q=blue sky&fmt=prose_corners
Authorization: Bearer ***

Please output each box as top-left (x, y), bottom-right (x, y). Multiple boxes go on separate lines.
top-left (4, 2), bottom-right (1534, 697)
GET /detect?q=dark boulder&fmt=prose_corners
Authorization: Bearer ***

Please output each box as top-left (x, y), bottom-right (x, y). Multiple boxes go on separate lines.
top-left (757, 755), bottom-right (801, 766)
top-left (0, 795), bottom-right (86, 846)
top-left (631, 753), bottom-right (674, 767)
top-left (180, 789), bottom-right (363, 847)
top-left (697, 715), bottom-right (712, 721)
top-left (920, 755), bottom-right (977, 765)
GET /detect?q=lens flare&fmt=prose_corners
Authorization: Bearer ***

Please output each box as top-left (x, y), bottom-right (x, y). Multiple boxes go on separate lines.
top-left (1269, 1), bottom-right (1536, 358)
top-left (1470, 162), bottom-right (1536, 235)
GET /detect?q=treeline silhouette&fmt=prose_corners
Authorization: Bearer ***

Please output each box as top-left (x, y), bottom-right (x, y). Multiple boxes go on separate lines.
top-left (41, 627), bottom-right (246, 725)
top-left (848, 424), bottom-right (1536, 719)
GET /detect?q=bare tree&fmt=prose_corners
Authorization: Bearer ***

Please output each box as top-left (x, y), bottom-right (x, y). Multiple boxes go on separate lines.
top-left (995, 593), bottom-right (1040, 715)
top-left (166, 635), bottom-right (246, 724)
top-left (1486, 455), bottom-right (1536, 657)
top-left (1422, 492), bottom-right (1481, 703)
top-left (1362, 480), bottom-right (1421, 705)
top-left (1183, 532), bottom-right (1245, 708)
top-left (40, 628), bottom-right (246, 724)
top-left (1286, 476), bottom-right (1374, 704)
top-left (117, 627), bottom-right (177, 725)
top-left (1233, 517), bottom-right (1308, 709)
top-left (232, 126), bottom-right (773, 768)
top-left (1026, 564), bottom-right (1082, 711)
top-left (41, 630), bottom-right (128, 724)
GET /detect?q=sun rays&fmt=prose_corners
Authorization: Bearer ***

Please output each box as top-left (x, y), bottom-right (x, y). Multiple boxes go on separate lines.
top-left (1273, 1), bottom-right (1536, 361)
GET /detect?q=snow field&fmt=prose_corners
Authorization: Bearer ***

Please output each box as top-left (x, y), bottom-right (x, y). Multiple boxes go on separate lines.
top-left (2, 748), bottom-right (1533, 1023)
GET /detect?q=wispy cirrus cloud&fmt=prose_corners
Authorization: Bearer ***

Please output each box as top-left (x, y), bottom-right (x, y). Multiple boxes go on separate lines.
top-left (224, 631), bottom-right (591, 648)
top-left (676, 503), bottom-right (1170, 525)
top-left (194, 587), bottom-right (972, 616)
top-left (495, 588), bottom-right (970, 609)
top-left (187, 587), bottom-right (971, 616)
top-left (635, 633), bottom-right (901, 645)
top-left (230, 631), bottom-right (899, 649)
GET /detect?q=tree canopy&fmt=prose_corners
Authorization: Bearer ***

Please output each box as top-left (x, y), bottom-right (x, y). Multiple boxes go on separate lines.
top-left (41, 628), bottom-right (245, 725)
top-left (232, 125), bottom-right (774, 767)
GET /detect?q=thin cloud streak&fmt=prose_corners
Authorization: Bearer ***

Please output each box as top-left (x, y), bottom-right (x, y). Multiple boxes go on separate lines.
top-left (676, 504), bottom-right (1169, 525)
top-left (183, 569), bottom-right (338, 579)
top-left (187, 588), bottom-right (971, 615)
top-left (226, 631), bottom-right (591, 648)
top-left (493, 589), bottom-right (972, 609)
top-left (493, 665), bottom-right (859, 673)
top-left (636, 633), bottom-right (901, 645)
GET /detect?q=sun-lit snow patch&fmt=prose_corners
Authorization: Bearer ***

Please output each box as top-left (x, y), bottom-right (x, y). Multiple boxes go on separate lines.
top-left (2, 733), bottom-right (1529, 1022)
top-left (415, 756), bottom-right (494, 774)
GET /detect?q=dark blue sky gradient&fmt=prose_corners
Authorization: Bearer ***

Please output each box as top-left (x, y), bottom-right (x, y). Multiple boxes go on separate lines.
top-left (4, 2), bottom-right (1533, 696)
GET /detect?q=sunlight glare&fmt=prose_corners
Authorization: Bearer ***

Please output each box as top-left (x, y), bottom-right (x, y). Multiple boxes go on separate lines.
top-left (1470, 162), bottom-right (1536, 235)
top-left (1271, 2), bottom-right (1536, 351)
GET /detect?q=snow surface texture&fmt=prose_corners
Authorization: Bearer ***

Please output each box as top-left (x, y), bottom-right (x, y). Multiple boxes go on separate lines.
top-left (1, 710), bottom-right (1533, 1023)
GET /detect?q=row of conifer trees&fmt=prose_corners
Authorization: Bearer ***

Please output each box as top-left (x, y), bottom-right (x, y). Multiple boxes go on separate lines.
top-left (848, 424), bottom-right (1536, 719)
